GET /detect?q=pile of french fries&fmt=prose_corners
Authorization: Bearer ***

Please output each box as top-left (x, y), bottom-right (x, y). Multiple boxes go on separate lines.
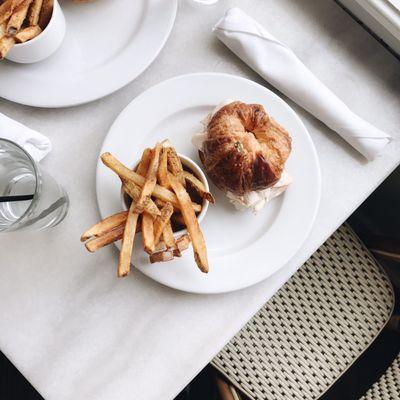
top-left (0, 0), bottom-right (53, 59)
top-left (81, 141), bottom-right (215, 278)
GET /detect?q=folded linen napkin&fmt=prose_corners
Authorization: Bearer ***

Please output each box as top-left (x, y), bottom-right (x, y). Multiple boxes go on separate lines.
top-left (214, 7), bottom-right (392, 161)
top-left (0, 112), bottom-right (51, 161)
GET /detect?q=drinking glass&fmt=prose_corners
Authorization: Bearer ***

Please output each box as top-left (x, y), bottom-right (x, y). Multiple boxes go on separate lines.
top-left (0, 138), bottom-right (69, 232)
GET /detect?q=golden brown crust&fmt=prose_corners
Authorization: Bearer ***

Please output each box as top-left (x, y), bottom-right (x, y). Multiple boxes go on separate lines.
top-left (200, 101), bottom-right (291, 195)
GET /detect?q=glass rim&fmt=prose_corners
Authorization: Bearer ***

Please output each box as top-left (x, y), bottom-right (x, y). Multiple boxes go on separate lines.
top-left (0, 138), bottom-right (40, 232)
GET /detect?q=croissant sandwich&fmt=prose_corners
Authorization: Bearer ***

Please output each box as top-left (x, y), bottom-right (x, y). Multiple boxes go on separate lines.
top-left (193, 101), bottom-right (292, 212)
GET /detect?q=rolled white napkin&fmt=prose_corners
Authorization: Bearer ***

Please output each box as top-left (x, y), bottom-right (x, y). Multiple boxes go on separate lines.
top-left (214, 7), bottom-right (392, 161)
top-left (0, 112), bottom-right (51, 162)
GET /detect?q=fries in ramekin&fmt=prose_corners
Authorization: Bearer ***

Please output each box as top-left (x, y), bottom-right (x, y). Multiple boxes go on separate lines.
top-left (0, 0), bottom-right (54, 59)
top-left (81, 140), bottom-right (213, 277)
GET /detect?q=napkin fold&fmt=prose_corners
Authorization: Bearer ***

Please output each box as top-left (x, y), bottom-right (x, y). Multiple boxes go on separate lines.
top-left (214, 7), bottom-right (392, 161)
top-left (0, 112), bottom-right (51, 162)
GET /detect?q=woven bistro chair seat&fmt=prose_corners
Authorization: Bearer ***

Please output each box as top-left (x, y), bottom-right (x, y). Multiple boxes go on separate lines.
top-left (212, 224), bottom-right (395, 400)
top-left (360, 354), bottom-right (400, 400)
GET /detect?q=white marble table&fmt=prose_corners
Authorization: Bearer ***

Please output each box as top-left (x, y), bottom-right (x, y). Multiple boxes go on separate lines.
top-left (0, 1), bottom-right (399, 399)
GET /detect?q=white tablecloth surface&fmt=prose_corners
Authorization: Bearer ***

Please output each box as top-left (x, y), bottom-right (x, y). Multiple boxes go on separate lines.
top-left (0, 1), bottom-right (399, 399)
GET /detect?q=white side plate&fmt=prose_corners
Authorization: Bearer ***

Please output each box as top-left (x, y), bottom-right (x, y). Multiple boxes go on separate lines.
top-left (96, 73), bottom-right (321, 294)
top-left (0, 0), bottom-right (177, 107)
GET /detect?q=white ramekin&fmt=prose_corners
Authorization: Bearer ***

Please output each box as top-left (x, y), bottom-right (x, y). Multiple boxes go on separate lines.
top-left (6, 0), bottom-right (66, 64)
top-left (121, 153), bottom-right (210, 237)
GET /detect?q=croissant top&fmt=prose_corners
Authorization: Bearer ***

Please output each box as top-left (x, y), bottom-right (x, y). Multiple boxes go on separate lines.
top-left (199, 101), bottom-right (292, 196)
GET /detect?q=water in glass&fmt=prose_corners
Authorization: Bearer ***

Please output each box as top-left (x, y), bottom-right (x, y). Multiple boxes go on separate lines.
top-left (0, 139), bottom-right (69, 232)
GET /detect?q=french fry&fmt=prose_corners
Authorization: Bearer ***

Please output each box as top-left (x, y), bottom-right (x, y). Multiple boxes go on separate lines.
top-left (191, 203), bottom-right (202, 213)
top-left (162, 226), bottom-right (191, 258)
top-left (167, 147), bottom-right (185, 185)
top-left (131, 147), bottom-right (153, 255)
top-left (157, 151), bottom-right (205, 211)
top-left (183, 170), bottom-right (215, 204)
top-left (136, 147), bottom-right (151, 176)
top-left (161, 138), bottom-right (173, 147)
top-left (14, 24), bottom-right (41, 43)
top-left (153, 202), bottom-right (173, 245)
top-left (0, 22), bottom-right (6, 39)
top-left (133, 143), bottom-right (161, 213)
top-left (7, 0), bottom-right (32, 35)
top-left (175, 234), bottom-right (190, 254)
top-left (154, 198), bottom-right (165, 209)
top-left (169, 174), bottom-right (209, 273)
top-left (0, 0), bottom-right (24, 25)
top-left (142, 213), bottom-right (155, 254)
top-left (118, 146), bottom-right (154, 275)
top-left (81, 211), bottom-right (128, 242)
top-left (157, 147), bottom-right (170, 188)
top-left (0, 1), bottom-right (12, 24)
top-left (135, 146), bottom-right (157, 253)
top-left (163, 221), bottom-right (176, 251)
top-left (0, 35), bottom-right (14, 59)
top-left (154, 239), bottom-right (167, 252)
top-left (149, 249), bottom-right (174, 264)
top-left (158, 233), bottom-right (191, 257)
top-left (83, 221), bottom-right (142, 252)
top-left (27, 0), bottom-right (42, 25)
top-left (122, 180), bottom-right (160, 218)
top-left (85, 224), bottom-right (125, 253)
top-left (156, 197), bottom-right (202, 213)
top-left (38, 0), bottom-right (53, 29)
top-left (118, 203), bottom-right (139, 277)
top-left (182, 170), bottom-right (206, 191)
top-left (102, 152), bottom-right (200, 212)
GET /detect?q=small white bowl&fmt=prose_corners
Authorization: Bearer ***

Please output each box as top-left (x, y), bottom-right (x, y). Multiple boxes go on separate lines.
top-left (6, 0), bottom-right (66, 64)
top-left (121, 153), bottom-right (210, 237)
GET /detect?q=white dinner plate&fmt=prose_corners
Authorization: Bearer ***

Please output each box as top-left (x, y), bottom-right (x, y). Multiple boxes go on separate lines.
top-left (96, 73), bottom-right (321, 294)
top-left (0, 0), bottom-right (177, 108)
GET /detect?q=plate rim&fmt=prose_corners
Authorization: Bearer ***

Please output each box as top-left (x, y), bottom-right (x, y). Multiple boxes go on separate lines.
top-left (96, 72), bottom-right (322, 294)
top-left (0, 0), bottom-right (178, 108)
